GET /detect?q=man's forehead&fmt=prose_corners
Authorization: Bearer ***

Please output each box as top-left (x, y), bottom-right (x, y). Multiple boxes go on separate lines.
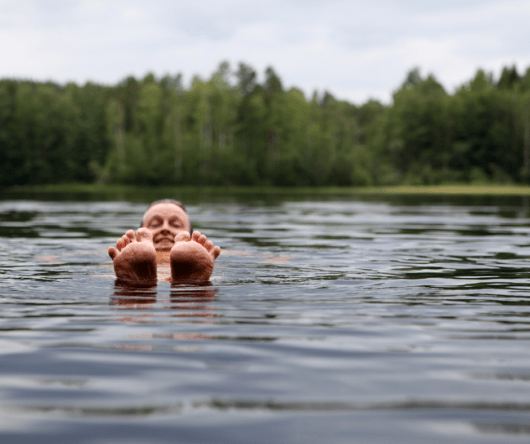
top-left (144, 203), bottom-right (188, 219)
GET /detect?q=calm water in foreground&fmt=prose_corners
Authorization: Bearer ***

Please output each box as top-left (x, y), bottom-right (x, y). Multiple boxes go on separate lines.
top-left (1, 192), bottom-right (530, 443)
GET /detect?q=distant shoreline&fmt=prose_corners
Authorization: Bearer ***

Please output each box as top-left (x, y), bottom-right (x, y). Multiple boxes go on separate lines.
top-left (7, 183), bottom-right (530, 196)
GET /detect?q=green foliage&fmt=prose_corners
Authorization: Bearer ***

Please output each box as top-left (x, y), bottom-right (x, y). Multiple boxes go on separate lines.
top-left (2, 63), bottom-right (530, 187)
top-left (0, 80), bottom-right (110, 186)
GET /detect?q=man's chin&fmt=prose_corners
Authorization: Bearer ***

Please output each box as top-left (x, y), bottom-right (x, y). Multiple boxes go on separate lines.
top-left (154, 240), bottom-right (174, 251)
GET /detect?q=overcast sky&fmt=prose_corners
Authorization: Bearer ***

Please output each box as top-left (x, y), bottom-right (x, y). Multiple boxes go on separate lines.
top-left (1, 0), bottom-right (529, 103)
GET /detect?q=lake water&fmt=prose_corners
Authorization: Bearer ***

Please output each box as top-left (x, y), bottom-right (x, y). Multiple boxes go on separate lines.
top-left (1, 191), bottom-right (530, 443)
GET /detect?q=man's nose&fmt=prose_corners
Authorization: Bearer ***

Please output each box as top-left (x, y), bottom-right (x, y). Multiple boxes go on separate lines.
top-left (159, 221), bottom-right (171, 232)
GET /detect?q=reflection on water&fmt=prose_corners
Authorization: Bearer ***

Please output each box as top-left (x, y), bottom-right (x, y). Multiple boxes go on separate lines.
top-left (2, 195), bottom-right (530, 443)
top-left (111, 282), bottom-right (218, 343)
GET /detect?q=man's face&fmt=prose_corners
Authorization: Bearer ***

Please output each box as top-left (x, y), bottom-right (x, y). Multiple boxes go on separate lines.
top-left (142, 203), bottom-right (191, 251)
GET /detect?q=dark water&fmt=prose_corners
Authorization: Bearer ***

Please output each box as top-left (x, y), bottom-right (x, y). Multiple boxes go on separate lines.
top-left (2, 193), bottom-right (530, 443)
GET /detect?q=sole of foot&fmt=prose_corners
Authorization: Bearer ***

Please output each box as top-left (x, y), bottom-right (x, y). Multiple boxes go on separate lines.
top-left (170, 231), bottom-right (220, 283)
top-left (109, 228), bottom-right (157, 286)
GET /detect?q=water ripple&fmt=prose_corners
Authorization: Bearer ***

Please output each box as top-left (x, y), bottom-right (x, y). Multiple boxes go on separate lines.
top-left (2, 196), bottom-right (530, 443)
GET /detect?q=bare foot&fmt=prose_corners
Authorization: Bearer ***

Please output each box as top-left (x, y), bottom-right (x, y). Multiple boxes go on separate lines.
top-left (108, 228), bottom-right (157, 286)
top-left (170, 230), bottom-right (221, 283)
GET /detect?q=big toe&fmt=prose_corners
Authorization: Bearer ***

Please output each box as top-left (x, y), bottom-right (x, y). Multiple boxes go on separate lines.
top-left (175, 231), bottom-right (191, 242)
top-left (136, 227), bottom-right (153, 242)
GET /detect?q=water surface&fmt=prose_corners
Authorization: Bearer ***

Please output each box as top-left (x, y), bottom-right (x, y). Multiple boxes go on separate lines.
top-left (1, 193), bottom-right (530, 443)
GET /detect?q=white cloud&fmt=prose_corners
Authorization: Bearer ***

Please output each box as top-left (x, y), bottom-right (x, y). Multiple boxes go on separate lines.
top-left (0, 0), bottom-right (529, 103)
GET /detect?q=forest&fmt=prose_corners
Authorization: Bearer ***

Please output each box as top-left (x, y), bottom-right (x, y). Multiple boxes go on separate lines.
top-left (1, 62), bottom-right (530, 187)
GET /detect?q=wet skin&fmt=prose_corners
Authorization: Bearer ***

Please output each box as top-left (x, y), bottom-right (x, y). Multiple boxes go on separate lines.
top-left (108, 203), bottom-right (221, 285)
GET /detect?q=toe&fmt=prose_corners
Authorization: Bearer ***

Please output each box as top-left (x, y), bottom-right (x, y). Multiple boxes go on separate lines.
top-left (204, 240), bottom-right (213, 252)
top-left (192, 231), bottom-right (201, 242)
top-left (197, 234), bottom-right (207, 246)
top-left (211, 246), bottom-right (221, 260)
top-left (108, 247), bottom-right (118, 260)
top-left (136, 227), bottom-right (153, 242)
top-left (175, 231), bottom-right (191, 242)
top-left (116, 238), bottom-right (126, 251)
top-left (126, 229), bottom-right (135, 240)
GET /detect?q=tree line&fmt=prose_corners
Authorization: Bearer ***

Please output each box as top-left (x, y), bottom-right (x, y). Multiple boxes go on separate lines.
top-left (2, 62), bottom-right (530, 187)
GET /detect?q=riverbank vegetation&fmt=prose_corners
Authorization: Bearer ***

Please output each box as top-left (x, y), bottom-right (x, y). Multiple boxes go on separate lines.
top-left (12, 183), bottom-right (530, 196)
top-left (2, 62), bottom-right (530, 188)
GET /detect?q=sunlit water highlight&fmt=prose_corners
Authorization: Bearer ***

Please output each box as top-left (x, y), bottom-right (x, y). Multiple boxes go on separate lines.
top-left (1, 194), bottom-right (530, 443)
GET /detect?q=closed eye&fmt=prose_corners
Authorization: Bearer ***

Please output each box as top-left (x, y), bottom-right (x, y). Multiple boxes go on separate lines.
top-left (148, 218), bottom-right (162, 228)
